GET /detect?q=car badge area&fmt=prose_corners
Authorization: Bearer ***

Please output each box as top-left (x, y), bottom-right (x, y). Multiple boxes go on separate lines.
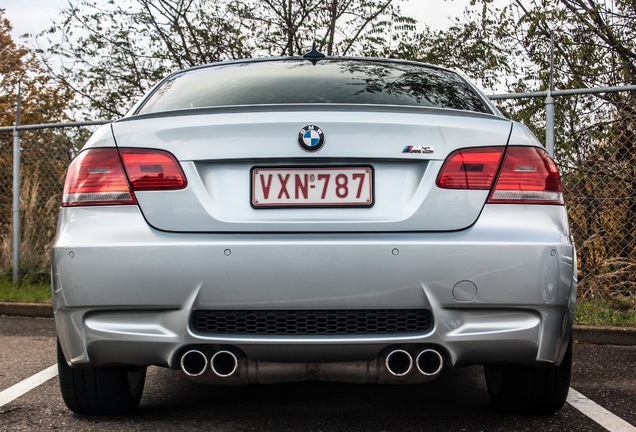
top-left (298, 125), bottom-right (325, 152)
top-left (403, 145), bottom-right (434, 154)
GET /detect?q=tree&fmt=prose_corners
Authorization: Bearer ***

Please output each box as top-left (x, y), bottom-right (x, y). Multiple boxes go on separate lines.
top-left (392, 4), bottom-right (522, 92)
top-left (38, 0), bottom-right (251, 119)
top-left (239, 0), bottom-right (415, 57)
top-left (477, 0), bottom-right (636, 300)
top-left (37, 0), bottom-right (416, 118)
top-left (0, 9), bottom-right (75, 278)
top-left (0, 11), bottom-right (72, 128)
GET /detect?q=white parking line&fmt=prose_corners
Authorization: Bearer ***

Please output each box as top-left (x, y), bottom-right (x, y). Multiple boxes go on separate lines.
top-left (1, 366), bottom-right (636, 431)
top-left (0, 364), bottom-right (58, 408)
top-left (568, 388), bottom-right (636, 432)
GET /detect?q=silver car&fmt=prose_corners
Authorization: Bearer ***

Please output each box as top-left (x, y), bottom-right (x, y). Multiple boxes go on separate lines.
top-left (53, 53), bottom-right (577, 415)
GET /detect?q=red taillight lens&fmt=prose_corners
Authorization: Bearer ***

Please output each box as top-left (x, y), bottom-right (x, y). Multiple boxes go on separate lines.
top-left (63, 148), bottom-right (136, 207)
top-left (62, 148), bottom-right (187, 207)
top-left (119, 149), bottom-right (187, 191)
top-left (436, 147), bottom-right (504, 189)
top-left (488, 146), bottom-right (563, 204)
top-left (437, 146), bottom-right (563, 205)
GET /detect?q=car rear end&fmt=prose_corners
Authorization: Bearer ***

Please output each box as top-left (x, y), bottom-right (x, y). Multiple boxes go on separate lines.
top-left (53, 58), bottom-right (576, 414)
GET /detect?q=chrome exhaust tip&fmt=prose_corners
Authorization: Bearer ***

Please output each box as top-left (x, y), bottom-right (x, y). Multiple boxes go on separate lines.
top-left (211, 350), bottom-right (239, 377)
top-left (385, 349), bottom-right (413, 376)
top-left (180, 349), bottom-right (209, 377)
top-left (415, 349), bottom-right (444, 377)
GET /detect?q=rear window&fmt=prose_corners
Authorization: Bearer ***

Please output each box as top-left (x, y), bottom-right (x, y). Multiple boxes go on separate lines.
top-left (136, 59), bottom-right (492, 115)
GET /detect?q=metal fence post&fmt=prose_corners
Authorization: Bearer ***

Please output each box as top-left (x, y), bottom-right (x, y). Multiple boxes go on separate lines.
top-left (545, 32), bottom-right (555, 157)
top-left (546, 93), bottom-right (555, 157)
top-left (12, 81), bottom-right (21, 285)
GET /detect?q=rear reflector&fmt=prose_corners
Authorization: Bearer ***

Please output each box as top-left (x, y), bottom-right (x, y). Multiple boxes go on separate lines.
top-left (63, 148), bottom-right (136, 207)
top-left (437, 146), bottom-right (563, 205)
top-left (63, 148), bottom-right (187, 207)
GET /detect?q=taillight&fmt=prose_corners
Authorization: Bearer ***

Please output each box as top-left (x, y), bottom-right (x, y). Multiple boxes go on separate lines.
top-left (436, 147), bottom-right (504, 189)
top-left (63, 148), bottom-right (136, 206)
top-left (62, 148), bottom-right (187, 207)
top-left (437, 146), bottom-right (563, 205)
top-left (488, 146), bottom-right (563, 204)
top-left (119, 149), bottom-right (187, 191)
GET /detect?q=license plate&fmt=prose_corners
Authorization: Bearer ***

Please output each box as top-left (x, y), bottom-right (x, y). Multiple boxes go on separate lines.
top-left (251, 166), bottom-right (374, 208)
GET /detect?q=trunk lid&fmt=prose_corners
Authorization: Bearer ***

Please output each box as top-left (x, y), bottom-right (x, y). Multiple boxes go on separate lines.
top-left (111, 107), bottom-right (512, 232)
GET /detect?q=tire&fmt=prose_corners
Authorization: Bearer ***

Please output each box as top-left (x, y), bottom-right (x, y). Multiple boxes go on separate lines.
top-left (485, 338), bottom-right (572, 414)
top-left (57, 339), bottom-right (146, 415)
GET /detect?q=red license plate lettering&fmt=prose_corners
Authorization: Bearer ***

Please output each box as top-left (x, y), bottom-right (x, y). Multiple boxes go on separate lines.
top-left (252, 167), bottom-right (373, 208)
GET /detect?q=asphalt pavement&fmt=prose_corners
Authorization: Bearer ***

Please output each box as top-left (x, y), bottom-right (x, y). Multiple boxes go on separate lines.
top-left (1, 315), bottom-right (635, 431)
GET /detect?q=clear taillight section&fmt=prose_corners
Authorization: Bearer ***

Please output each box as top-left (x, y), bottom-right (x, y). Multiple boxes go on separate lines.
top-left (63, 148), bottom-right (136, 206)
top-left (487, 146), bottom-right (563, 204)
top-left (62, 148), bottom-right (187, 207)
top-left (437, 146), bottom-right (563, 205)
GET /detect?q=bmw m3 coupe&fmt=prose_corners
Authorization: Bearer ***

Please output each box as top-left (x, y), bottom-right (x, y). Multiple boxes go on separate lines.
top-left (53, 52), bottom-right (577, 415)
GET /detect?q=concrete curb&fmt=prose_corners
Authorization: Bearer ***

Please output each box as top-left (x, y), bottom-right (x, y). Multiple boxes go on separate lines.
top-left (573, 325), bottom-right (636, 346)
top-left (1, 302), bottom-right (635, 345)
top-left (0, 302), bottom-right (53, 318)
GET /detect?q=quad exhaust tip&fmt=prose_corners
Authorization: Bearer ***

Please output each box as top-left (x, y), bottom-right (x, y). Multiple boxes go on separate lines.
top-left (211, 350), bottom-right (239, 377)
top-left (385, 347), bottom-right (444, 377)
top-left (180, 349), bottom-right (209, 377)
top-left (182, 346), bottom-right (442, 380)
top-left (180, 348), bottom-right (240, 378)
top-left (416, 348), bottom-right (444, 377)
top-left (385, 349), bottom-right (414, 376)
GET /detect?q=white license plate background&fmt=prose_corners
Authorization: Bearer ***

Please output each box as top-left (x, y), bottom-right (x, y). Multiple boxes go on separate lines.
top-left (252, 166), bottom-right (374, 207)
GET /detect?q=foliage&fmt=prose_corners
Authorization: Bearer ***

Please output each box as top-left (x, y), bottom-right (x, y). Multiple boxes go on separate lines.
top-left (575, 297), bottom-right (636, 327)
top-left (238, 0), bottom-right (416, 57)
top-left (0, 9), bottom-right (76, 279)
top-left (393, 4), bottom-right (522, 92)
top-left (0, 276), bottom-right (51, 303)
top-left (0, 10), bottom-right (72, 128)
top-left (37, 0), bottom-right (416, 118)
top-left (480, 0), bottom-right (636, 301)
top-left (36, 0), bottom-right (252, 119)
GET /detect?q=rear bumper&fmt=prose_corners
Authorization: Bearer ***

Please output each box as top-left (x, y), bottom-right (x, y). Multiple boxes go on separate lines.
top-left (53, 204), bottom-right (576, 370)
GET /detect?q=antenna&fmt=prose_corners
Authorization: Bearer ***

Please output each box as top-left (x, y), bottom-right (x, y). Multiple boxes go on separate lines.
top-left (303, 42), bottom-right (326, 65)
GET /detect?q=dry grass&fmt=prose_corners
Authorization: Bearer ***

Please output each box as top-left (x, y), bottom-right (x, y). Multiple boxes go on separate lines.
top-left (1, 169), bottom-right (60, 283)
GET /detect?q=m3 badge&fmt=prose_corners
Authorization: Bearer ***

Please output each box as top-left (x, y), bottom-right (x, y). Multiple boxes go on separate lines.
top-left (403, 146), bottom-right (434, 154)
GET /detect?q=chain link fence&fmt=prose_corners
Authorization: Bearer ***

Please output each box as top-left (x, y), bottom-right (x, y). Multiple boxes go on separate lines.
top-left (0, 124), bottom-right (95, 282)
top-left (559, 96), bottom-right (635, 305)
top-left (494, 88), bottom-right (636, 307)
top-left (1, 88), bottom-right (635, 306)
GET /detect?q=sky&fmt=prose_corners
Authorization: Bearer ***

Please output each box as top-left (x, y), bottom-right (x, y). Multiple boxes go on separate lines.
top-left (3, 0), bottom-right (64, 40)
top-left (2, 0), bottom-right (475, 43)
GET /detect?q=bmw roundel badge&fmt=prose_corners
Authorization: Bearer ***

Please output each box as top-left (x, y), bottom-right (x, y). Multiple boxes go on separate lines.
top-left (298, 125), bottom-right (325, 152)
